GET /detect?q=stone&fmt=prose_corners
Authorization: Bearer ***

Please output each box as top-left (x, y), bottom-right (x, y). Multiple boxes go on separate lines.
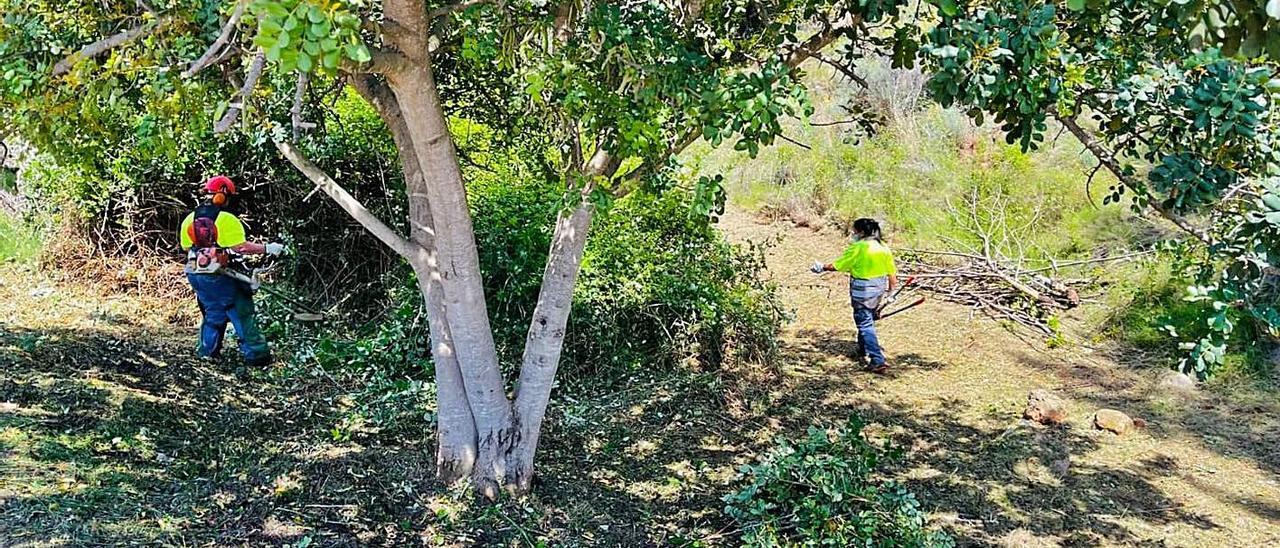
top-left (1024, 390), bottom-right (1068, 425)
top-left (1156, 370), bottom-right (1197, 394)
top-left (1094, 409), bottom-right (1135, 434)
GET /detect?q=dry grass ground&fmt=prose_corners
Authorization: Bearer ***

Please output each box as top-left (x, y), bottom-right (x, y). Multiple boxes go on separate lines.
top-left (1, 207), bottom-right (1278, 546)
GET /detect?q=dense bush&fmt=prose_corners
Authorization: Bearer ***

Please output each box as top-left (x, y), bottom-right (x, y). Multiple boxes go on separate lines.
top-left (15, 88), bottom-right (404, 311)
top-left (724, 417), bottom-right (953, 547)
top-left (470, 180), bottom-right (786, 386)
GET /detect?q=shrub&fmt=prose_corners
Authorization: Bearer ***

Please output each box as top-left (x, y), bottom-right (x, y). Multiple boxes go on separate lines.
top-left (469, 180), bottom-right (787, 386)
top-left (1103, 248), bottom-right (1270, 379)
top-left (724, 417), bottom-right (953, 547)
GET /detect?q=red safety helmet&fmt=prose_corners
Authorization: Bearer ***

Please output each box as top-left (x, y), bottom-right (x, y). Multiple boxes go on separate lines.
top-left (204, 175), bottom-right (236, 206)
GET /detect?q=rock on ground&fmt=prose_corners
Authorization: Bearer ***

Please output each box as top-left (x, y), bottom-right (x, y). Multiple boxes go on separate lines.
top-left (1094, 409), bottom-right (1136, 434)
top-left (1024, 389), bottom-right (1068, 425)
top-left (1156, 370), bottom-right (1197, 394)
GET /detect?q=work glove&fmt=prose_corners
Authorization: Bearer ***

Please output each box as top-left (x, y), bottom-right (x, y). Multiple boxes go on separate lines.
top-left (882, 292), bottom-right (897, 305)
top-left (265, 242), bottom-right (286, 256)
top-left (810, 261), bottom-right (825, 274)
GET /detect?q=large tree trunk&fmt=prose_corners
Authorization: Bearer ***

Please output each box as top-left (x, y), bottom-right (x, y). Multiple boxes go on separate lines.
top-left (352, 76), bottom-right (479, 482)
top-left (507, 200), bottom-right (594, 491)
top-left (384, 59), bottom-right (516, 497)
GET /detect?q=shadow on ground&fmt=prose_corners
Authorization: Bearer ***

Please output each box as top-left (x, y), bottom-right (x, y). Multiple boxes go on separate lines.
top-left (0, 324), bottom-right (438, 546)
top-left (2, 320), bottom-right (1276, 546)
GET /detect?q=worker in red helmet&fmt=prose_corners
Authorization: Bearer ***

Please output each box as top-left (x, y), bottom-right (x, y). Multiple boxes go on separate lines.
top-left (178, 175), bottom-right (284, 367)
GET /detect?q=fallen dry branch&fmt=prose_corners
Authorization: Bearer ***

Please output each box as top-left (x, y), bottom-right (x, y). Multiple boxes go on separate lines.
top-left (898, 248), bottom-right (1148, 335)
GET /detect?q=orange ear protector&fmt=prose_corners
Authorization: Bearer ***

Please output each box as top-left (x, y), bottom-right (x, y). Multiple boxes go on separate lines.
top-left (204, 175), bottom-right (236, 206)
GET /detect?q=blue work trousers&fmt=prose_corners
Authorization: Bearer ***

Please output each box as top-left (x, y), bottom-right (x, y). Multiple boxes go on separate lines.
top-left (186, 272), bottom-right (270, 365)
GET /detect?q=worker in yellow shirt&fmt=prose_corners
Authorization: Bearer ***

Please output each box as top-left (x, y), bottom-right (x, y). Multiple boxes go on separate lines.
top-left (811, 218), bottom-right (899, 373)
top-left (179, 176), bottom-right (284, 367)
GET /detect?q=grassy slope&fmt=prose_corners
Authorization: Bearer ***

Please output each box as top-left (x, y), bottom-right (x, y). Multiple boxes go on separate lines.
top-left (687, 61), bottom-right (1149, 263)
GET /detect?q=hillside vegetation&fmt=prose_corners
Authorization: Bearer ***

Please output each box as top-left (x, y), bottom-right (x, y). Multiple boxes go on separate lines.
top-left (689, 61), bottom-right (1274, 380)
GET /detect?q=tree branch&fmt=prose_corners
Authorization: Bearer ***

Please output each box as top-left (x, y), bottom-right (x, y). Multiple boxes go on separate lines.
top-left (1057, 114), bottom-right (1212, 245)
top-left (777, 132), bottom-right (812, 150)
top-left (428, 0), bottom-right (490, 20)
top-left (183, 0), bottom-right (249, 78)
top-left (214, 51), bottom-right (266, 133)
top-left (52, 16), bottom-right (169, 77)
top-left (275, 140), bottom-right (423, 259)
top-left (291, 72), bottom-right (315, 140)
top-left (616, 18), bottom-right (857, 192)
top-left (812, 53), bottom-right (868, 88)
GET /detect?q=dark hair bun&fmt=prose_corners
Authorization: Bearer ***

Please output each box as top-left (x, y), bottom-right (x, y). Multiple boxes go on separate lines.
top-left (852, 218), bottom-right (883, 240)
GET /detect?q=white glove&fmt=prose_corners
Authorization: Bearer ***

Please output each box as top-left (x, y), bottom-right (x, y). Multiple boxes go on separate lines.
top-left (882, 292), bottom-right (897, 305)
top-left (265, 242), bottom-right (286, 256)
top-left (810, 261), bottom-right (825, 274)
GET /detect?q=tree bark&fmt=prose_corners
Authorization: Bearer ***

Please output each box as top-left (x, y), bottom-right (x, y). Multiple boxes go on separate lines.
top-left (506, 149), bottom-right (617, 491)
top-left (507, 199), bottom-right (593, 491)
top-left (360, 78), bottom-right (481, 484)
top-left (382, 50), bottom-right (514, 497)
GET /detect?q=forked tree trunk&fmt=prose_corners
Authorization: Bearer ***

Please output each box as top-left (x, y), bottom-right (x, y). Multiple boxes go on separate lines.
top-left (385, 60), bottom-right (516, 497)
top-left (352, 76), bottom-right (478, 482)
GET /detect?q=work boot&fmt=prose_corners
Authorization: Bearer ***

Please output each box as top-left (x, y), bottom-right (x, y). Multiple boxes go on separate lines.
top-left (867, 362), bottom-right (889, 374)
top-left (244, 353), bottom-right (274, 368)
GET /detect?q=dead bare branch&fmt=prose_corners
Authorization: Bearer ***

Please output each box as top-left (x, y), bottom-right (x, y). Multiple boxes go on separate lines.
top-left (183, 0), bottom-right (249, 78)
top-left (777, 133), bottom-right (812, 150)
top-left (214, 51), bottom-right (266, 133)
top-left (52, 16), bottom-right (170, 77)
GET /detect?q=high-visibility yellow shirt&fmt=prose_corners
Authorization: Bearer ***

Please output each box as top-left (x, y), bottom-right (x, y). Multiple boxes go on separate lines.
top-left (832, 239), bottom-right (897, 279)
top-left (179, 211), bottom-right (247, 250)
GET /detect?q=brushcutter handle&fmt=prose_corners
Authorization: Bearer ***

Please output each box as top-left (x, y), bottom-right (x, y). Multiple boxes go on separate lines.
top-left (879, 296), bottom-right (926, 320)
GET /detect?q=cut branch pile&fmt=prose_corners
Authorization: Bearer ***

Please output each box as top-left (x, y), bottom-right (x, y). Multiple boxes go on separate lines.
top-left (895, 189), bottom-right (1153, 334)
top-left (899, 250), bottom-right (1087, 334)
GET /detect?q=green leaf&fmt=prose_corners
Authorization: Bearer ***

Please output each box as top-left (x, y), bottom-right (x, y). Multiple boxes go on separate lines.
top-left (310, 21), bottom-right (331, 38)
top-left (322, 50), bottom-right (341, 69)
top-left (1067, 0), bottom-right (1086, 11)
top-left (260, 18), bottom-right (282, 34)
top-left (303, 41), bottom-right (321, 56)
top-left (264, 2), bottom-right (289, 18)
top-left (297, 52), bottom-right (313, 72)
top-left (308, 5), bottom-right (326, 23)
top-left (345, 43), bottom-right (371, 63)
